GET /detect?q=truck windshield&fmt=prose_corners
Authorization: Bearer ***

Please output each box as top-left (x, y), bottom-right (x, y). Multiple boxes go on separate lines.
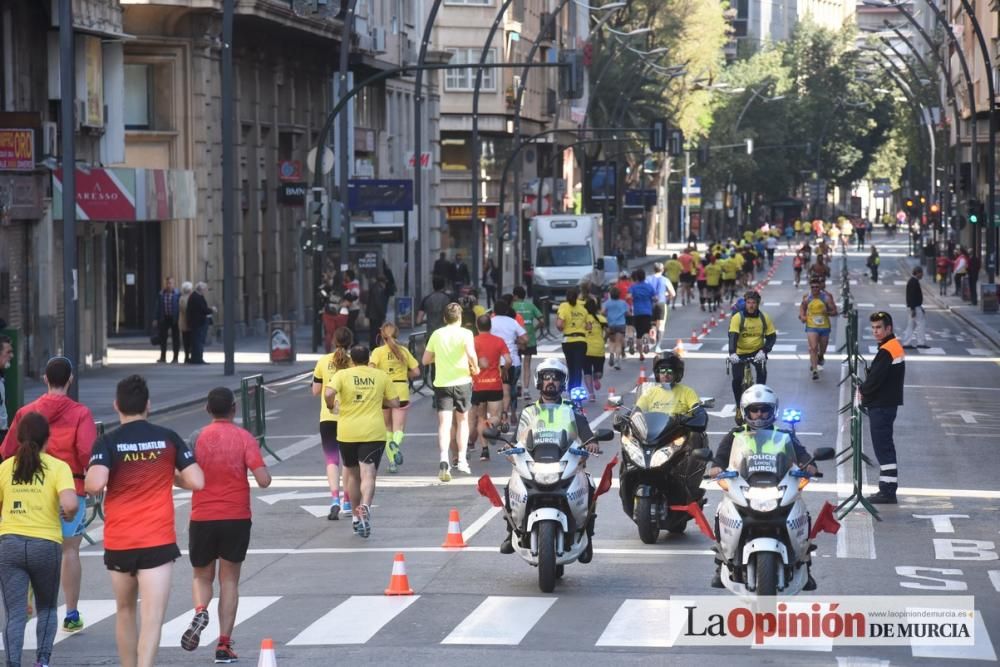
top-left (536, 245), bottom-right (593, 267)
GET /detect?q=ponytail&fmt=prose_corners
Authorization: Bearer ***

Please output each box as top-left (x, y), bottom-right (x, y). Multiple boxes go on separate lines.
top-left (332, 327), bottom-right (354, 371)
top-left (380, 322), bottom-right (405, 366)
top-left (13, 412), bottom-right (49, 485)
top-left (566, 287), bottom-right (579, 306)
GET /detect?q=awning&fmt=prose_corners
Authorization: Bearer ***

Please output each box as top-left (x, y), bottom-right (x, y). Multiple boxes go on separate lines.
top-left (52, 167), bottom-right (196, 221)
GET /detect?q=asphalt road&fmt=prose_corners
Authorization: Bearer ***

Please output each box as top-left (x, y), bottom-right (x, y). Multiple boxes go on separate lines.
top-left (17, 231), bottom-right (1000, 666)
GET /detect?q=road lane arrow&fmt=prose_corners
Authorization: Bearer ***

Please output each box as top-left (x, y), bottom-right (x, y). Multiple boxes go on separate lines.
top-left (940, 410), bottom-right (991, 424)
top-left (258, 491), bottom-right (333, 505)
top-left (708, 403), bottom-right (737, 419)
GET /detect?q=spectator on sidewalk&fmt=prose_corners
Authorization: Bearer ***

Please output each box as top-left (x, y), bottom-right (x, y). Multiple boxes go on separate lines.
top-left (0, 356), bottom-right (96, 633)
top-left (900, 267), bottom-right (929, 350)
top-left (187, 283), bottom-right (214, 365)
top-left (432, 252), bottom-right (454, 288)
top-left (968, 252), bottom-right (981, 305)
top-left (417, 276), bottom-right (451, 336)
top-left (342, 270), bottom-right (362, 336)
top-left (952, 248), bottom-right (969, 297)
top-left (179, 282), bottom-right (194, 364)
top-left (365, 274), bottom-right (391, 350)
top-left (180, 387), bottom-right (271, 662)
top-left (154, 277), bottom-right (181, 364)
top-left (453, 254), bottom-right (471, 296)
top-left (482, 258), bottom-right (499, 309)
top-left (936, 253), bottom-right (952, 296)
top-left (0, 335), bottom-right (11, 443)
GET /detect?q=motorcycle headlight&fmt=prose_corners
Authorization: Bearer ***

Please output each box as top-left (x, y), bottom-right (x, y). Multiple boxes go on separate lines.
top-left (620, 436), bottom-right (646, 468)
top-left (649, 437), bottom-right (685, 468)
top-left (528, 461), bottom-right (566, 485)
top-left (746, 487), bottom-right (782, 513)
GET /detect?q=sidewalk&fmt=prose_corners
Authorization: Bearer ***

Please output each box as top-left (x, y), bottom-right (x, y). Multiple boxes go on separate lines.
top-left (898, 256), bottom-right (1000, 350)
top-left (24, 327), bottom-right (320, 426)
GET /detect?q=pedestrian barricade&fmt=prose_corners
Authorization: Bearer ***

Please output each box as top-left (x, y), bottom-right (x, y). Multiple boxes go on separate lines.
top-left (242, 374), bottom-right (280, 460)
top-left (407, 331), bottom-right (429, 395)
top-left (535, 297), bottom-right (555, 341)
top-left (82, 421), bottom-right (106, 546)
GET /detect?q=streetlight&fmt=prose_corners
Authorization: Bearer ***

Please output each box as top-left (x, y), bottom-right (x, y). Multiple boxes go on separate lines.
top-left (575, 0), bottom-right (627, 9)
top-left (601, 25), bottom-right (651, 37)
top-left (733, 88), bottom-right (785, 131)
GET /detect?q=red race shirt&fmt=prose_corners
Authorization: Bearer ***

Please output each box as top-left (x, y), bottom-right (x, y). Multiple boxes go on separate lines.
top-left (88, 420), bottom-right (196, 551)
top-left (473, 332), bottom-right (508, 392)
top-left (190, 421), bottom-right (266, 522)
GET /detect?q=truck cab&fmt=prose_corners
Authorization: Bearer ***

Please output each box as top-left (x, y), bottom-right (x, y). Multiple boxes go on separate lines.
top-left (530, 214), bottom-right (603, 301)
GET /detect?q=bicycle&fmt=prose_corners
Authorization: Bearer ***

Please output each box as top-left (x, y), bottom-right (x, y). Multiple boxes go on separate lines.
top-left (726, 354), bottom-right (767, 415)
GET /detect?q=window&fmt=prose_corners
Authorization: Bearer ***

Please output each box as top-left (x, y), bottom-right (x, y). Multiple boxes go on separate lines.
top-left (536, 245), bottom-right (593, 267)
top-left (441, 135), bottom-right (471, 171)
top-left (445, 48), bottom-right (496, 91)
top-left (124, 64), bottom-right (151, 129)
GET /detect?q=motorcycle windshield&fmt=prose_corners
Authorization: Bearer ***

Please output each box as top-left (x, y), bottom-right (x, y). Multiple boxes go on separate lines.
top-left (729, 429), bottom-right (795, 485)
top-left (527, 429), bottom-right (570, 462)
top-left (635, 410), bottom-right (682, 447)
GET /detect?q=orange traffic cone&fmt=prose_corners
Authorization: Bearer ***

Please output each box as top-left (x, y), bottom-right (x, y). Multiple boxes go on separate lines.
top-left (605, 387), bottom-right (619, 411)
top-left (638, 366), bottom-right (647, 385)
top-left (442, 509), bottom-right (466, 548)
top-left (257, 638), bottom-right (277, 667)
top-left (690, 330), bottom-right (699, 343)
top-left (384, 552), bottom-right (415, 595)
top-left (674, 339), bottom-right (684, 355)
top-left (709, 316), bottom-right (716, 327)
top-left (701, 322), bottom-right (709, 334)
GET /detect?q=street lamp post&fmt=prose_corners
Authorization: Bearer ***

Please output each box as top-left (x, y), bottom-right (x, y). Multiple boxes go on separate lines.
top-left (59, 0), bottom-right (78, 397)
top-left (221, 0), bottom-right (236, 375)
top-left (337, 0), bottom-right (358, 284)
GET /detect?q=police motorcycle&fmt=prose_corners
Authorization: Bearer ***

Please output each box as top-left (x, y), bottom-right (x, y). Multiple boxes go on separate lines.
top-left (481, 360), bottom-right (614, 593)
top-left (697, 394), bottom-right (836, 596)
top-left (608, 354), bottom-right (714, 543)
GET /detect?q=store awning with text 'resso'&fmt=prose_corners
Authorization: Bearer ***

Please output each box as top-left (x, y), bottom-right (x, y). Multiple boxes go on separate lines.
top-left (51, 167), bottom-right (196, 221)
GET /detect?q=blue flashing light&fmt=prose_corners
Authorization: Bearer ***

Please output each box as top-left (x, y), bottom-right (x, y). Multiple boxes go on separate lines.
top-left (570, 387), bottom-right (588, 402)
top-left (783, 408), bottom-right (802, 424)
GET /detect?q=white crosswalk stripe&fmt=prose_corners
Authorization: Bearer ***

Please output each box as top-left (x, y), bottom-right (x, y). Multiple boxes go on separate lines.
top-left (288, 595), bottom-right (419, 645)
top-left (159, 595), bottom-right (281, 648)
top-left (597, 599), bottom-right (678, 647)
top-left (442, 596), bottom-right (556, 645)
top-left (910, 608), bottom-right (997, 661)
top-left (0, 600), bottom-right (117, 650)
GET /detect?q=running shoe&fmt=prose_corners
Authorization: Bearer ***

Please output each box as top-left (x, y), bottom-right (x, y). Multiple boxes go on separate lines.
top-left (63, 610), bottom-right (84, 632)
top-left (327, 502), bottom-right (341, 521)
top-left (812, 370), bottom-right (819, 381)
top-left (455, 459), bottom-right (472, 475)
top-left (594, 378), bottom-right (601, 390)
top-left (386, 440), bottom-right (403, 465)
top-left (480, 446), bottom-right (490, 461)
top-left (614, 364), bottom-right (621, 371)
top-left (181, 609), bottom-right (210, 651)
top-left (439, 461), bottom-right (452, 482)
top-left (341, 497), bottom-right (352, 513)
top-left (357, 504), bottom-right (372, 538)
top-left (215, 639), bottom-right (238, 664)
top-left (352, 518), bottom-right (361, 534)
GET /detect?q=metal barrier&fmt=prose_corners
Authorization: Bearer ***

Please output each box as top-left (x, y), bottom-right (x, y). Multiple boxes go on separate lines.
top-left (535, 297), bottom-right (556, 342)
top-left (241, 374), bottom-right (280, 460)
top-left (407, 331), bottom-right (430, 395)
top-left (82, 421), bottom-right (106, 546)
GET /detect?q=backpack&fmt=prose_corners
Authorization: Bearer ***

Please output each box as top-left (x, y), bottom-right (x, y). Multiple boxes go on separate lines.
top-left (732, 308), bottom-right (772, 338)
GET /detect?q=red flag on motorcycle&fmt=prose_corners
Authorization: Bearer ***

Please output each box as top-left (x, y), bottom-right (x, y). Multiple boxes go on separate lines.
top-left (594, 455), bottom-right (619, 497)
top-left (477, 475), bottom-right (504, 508)
top-left (669, 502), bottom-right (716, 541)
top-left (809, 501), bottom-right (841, 539)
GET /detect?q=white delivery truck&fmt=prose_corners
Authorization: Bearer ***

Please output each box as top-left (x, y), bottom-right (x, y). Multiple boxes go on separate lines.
top-left (529, 214), bottom-right (603, 301)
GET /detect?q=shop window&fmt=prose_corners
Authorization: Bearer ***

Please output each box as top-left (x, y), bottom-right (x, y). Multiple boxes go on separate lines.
top-left (441, 136), bottom-right (470, 171)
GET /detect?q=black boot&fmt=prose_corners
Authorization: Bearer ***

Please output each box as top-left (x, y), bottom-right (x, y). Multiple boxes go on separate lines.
top-left (711, 563), bottom-right (724, 589)
top-left (578, 514), bottom-right (596, 564)
top-left (500, 531), bottom-right (515, 554)
top-left (803, 565), bottom-right (817, 591)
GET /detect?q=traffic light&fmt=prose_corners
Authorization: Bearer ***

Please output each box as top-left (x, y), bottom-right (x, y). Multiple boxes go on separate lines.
top-left (668, 129), bottom-right (684, 157)
top-left (928, 202), bottom-right (940, 227)
top-left (558, 49), bottom-right (584, 100)
top-left (582, 41), bottom-right (594, 67)
top-left (968, 199), bottom-right (983, 225)
top-left (308, 187), bottom-right (328, 230)
top-left (650, 118), bottom-right (667, 153)
top-left (904, 198), bottom-right (914, 214)
top-left (698, 142), bottom-right (709, 164)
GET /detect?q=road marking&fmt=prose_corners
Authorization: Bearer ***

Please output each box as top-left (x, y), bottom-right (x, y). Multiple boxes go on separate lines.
top-left (856, 303), bottom-right (875, 308)
top-left (910, 608), bottom-right (996, 661)
top-left (159, 596), bottom-right (281, 648)
top-left (771, 343), bottom-right (797, 352)
top-left (462, 506), bottom-right (502, 543)
top-left (441, 596), bottom-right (556, 645)
top-left (596, 599), bottom-right (678, 647)
top-left (76, 545), bottom-right (714, 557)
top-left (918, 347), bottom-right (946, 355)
top-left (836, 658), bottom-right (890, 667)
top-left (0, 600), bottom-right (118, 650)
top-left (939, 410), bottom-right (990, 424)
top-left (263, 434), bottom-right (320, 467)
top-left (288, 595), bottom-right (420, 645)
top-left (967, 348), bottom-right (993, 356)
top-left (907, 384), bottom-right (1000, 391)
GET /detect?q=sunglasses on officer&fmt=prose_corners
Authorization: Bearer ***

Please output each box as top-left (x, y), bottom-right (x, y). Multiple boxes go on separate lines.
top-left (539, 371), bottom-right (563, 382)
top-left (746, 405), bottom-right (772, 417)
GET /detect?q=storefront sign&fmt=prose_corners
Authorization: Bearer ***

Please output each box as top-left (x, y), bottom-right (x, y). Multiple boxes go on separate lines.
top-left (348, 179), bottom-right (413, 212)
top-left (84, 36), bottom-right (104, 127)
top-left (278, 182), bottom-right (307, 205)
top-left (53, 167), bottom-right (196, 221)
top-left (445, 205), bottom-right (498, 221)
top-left (278, 160), bottom-right (302, 182)
top-left (0, 129), bottom-right (34, 170)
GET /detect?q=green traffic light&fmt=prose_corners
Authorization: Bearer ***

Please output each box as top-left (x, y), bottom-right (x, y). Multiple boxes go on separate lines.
top-left (970, 213), bottom-right (979, 224)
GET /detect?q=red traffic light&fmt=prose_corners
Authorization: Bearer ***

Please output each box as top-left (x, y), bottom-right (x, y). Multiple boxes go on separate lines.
top-left (929, 203), bottom-right (940, 214)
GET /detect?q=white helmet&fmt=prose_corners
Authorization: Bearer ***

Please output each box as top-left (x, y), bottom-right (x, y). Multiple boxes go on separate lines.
top-left (535, 358), bottom-right (569, 394)
top-left (740, 384), bottom-right (778, 429)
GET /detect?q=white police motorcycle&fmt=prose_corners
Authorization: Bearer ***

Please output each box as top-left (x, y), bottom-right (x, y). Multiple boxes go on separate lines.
top-left (482, 417), bottom-right (614, 593)
top-left (707, 428), bottom-right (835, 596)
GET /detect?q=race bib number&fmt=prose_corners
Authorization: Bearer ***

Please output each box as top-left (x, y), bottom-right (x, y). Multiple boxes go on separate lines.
top-left (811, 315), bottom-right (825, 325)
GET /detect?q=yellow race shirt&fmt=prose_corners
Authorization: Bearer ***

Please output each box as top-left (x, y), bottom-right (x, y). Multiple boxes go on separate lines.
top-left (0, 454), bottom-right (75, 544)
top-left (426, 323), bottom-right (476, 387)
top-left (326, 366), bottom-right (398, 442)
top-left (636, 383), bottom-right (701, 415)
top-left (690, 250), bottom-right (702, 268)
top-left (313, 353), bottom-right (349, 422)
top-left (733, 253), bottom-right (745, 271)
top-left (720, 258), bottom-right (738, 281)
top-left (705, 263), bottom-right (722, 287)
top-left (370, 343), bottom-right (419, 402)
top-left (729, 311), bottom-right (777, 355)
top-left (803, 292), bottom-right (833, 330)
top-left (556, 301), bottom-right (589, 339)
top-left (664, 259), bottom-right (683, 285)
top-left (585, 314), bottom-right (607, 357)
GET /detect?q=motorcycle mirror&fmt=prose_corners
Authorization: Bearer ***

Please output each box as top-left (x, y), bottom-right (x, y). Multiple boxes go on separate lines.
top-left (691, 447), bottom-right (713, 461)
top-left (482, 427), bottom-right (502, 441)
top-left (700, 396), bottom-right (716, 409)
top-left (595, 428), bottom-right (615, 442)
top-left (812, 447), bottom-right (836, 462)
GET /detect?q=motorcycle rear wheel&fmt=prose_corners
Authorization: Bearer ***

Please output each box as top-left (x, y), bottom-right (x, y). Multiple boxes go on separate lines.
top-left (538, 521), bottom-right (558, 593)
top-left (754, 551), bottom-right (778, 596)
top-left (636, 496), bottom-right (659, 544)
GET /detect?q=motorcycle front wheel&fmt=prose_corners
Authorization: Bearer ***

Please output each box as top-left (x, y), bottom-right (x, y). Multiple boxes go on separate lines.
top-left (636, 496), bottom-right (659, 544)
top-left (754, 551), bottom-right (778, 596)
top-left (537, 521), bottom-right (558, 593)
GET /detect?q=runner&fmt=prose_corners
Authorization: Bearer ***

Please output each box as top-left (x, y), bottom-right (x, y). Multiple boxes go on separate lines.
top-left (646, 263), bottom-right (674, 345)
top-left (470, 315), bottom-right (511, 462)
top-left (583, 297), bottom-right (607, 401)
top-left (489, 299), bottom-right (528, 430)
top-left (799, 277), bottom-right (838, 380)
top-left (324, 345), bottom-right (400, 537)
top-left (664, 255), bottom-right (683, 308)
top-left (0, 412), bottom-right (78, 667)
top-left (602, 287), bottom-right (629, 370)
top-left (369, 322), bottom-right (421, 473)
top-left (511, 286), bottom-right (543, 402)
top-left (180, 387), bottom-right (271, 662)
top-left (423, 303), bottom-right (479, 481)
top-left (677, 248), bottom-right (695, 306)
top-left (613, 271), bottom-right (635, 355)
top-left (85, 374), bottom-right (204, 667)
top-left (0, 356), bottom-right (95, 632)
top-left (628, 269), bottom-right (656, 360)
top-left (311, 326), bottom-right (353, 520)
top-left (556, 287), bottom-right (591, 390)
